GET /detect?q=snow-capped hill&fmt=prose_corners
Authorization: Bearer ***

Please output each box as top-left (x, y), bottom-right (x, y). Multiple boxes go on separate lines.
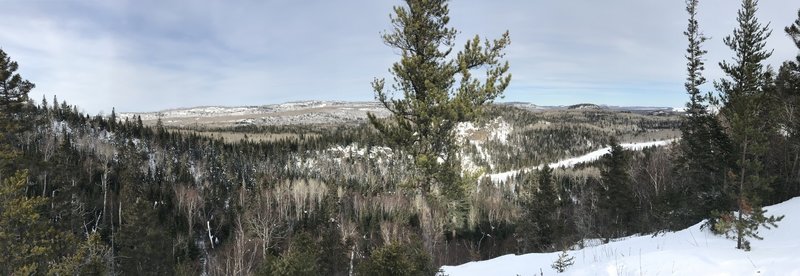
top-left (119, 101), bottom-right (392, 127)
top-left (441, 197), bottom-right (800, 276)
top-left (568, 103), bottom-right (605, 110)
top-left (499, 102), bottom-right (550, 111)
top-left (133, 106), bottom-right (267, 120)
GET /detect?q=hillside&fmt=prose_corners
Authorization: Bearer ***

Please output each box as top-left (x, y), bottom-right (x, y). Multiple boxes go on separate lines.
top-left (441, 197), bottom-right (800, 275)
top-left (119, 101), bottom-right (681, 128)
top-left (119, 101), bottom-right (392, 127)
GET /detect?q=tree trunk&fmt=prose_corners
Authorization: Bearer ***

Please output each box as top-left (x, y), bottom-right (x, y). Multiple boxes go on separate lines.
top-left (208, 220), bottom-right (214, 249)
top-left (736, 141), bottom-right (749, 250)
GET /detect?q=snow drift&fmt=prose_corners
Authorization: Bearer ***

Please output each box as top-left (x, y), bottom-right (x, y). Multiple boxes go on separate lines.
top-left (441, 197), bottom-right (800, 276)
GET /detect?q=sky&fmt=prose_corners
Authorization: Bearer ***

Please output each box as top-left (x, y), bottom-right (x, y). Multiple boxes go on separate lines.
top-left (0, 0), bottom-right (798, 114)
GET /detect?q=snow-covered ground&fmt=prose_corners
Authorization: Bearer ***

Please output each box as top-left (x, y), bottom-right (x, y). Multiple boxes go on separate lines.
top-left (441, 197), bottom-right (800, 276)
top-left (118, 101), bottom-right (392, 126)
top-left (487, 139), bottom-right (678, 184)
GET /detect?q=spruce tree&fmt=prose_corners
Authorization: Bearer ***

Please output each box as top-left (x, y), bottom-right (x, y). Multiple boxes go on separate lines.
top-left (677, 0), bottom-right (733, 222)
top-left (532, 166), bottom-right (559, 250)
top-left (598, 138), bottom-right (635, 239)
top-left (518, 165), bottom-right (560, 252)
top-left (368, 0), bottom-right (511, 200)
top-left (713, 0), bottom-right (783, 251)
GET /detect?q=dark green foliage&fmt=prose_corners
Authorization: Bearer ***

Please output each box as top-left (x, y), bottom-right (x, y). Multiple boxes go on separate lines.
top-left (368, 0), bottom-right (511, 200)
top-left (0, 48), bottom-right (34, 170)
top-left (358, 242), bottom-right (438, 276)
top-left (261, 232), bottom-right (320, 276)
top-left (519, 166), bottom-right (562, 252)
top-left (787, 9), bottom-right (800, 50)
top-left (0, 170), bottom-right (60, 275)
top-left (713, 0), bottom-right (783, 250)
top-left (49, 232), bottom-right (113, 275)
top-left (116, 165), bottom-right (175, 275)
top-left (677, 0), bottom-right (735, 223)
top-left (598, 138), bottom-right (635, 239)
top-left (770, 10), bottom-right (800, 201)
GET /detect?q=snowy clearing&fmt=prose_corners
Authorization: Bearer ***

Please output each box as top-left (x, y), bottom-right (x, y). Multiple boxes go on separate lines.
top-left (440, 196), bottom-right (800, 276)
top-left (486, 139), bottom-right (678, 184)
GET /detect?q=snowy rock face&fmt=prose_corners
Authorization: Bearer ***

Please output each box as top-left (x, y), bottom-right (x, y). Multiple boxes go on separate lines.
top-left (441, 196), bottom-right (800, 276)
top-left (455, 118), bottom-right (513, 174)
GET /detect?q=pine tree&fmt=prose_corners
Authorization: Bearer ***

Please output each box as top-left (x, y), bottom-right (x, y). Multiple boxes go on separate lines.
top-left (522, 166), bottom-right (561, 251)
top-left (41, 94), bottom-right (48, 111)
top-left (110, 107), bottom-right (117, 131)
top-left (368, 0), bottom-right (511, 200)
top-left (49, 232), bottom-right (113, 275)
top-left (787, 9), bottom-right (800, 50)
top-left (714, 0), bottom-right (783, 251)
top-left (116, 164), bottom-right (174, 274)
top-left (677, 0), bottom-right (734, 222)
top-left (357, 242), bottom-right (437, 276)
top-left (0, 49), bottom-right (35, 170)
top-left (598, 138), bottom-right (635, 239)
top-left (521, 165), bottom-right (560, 251)
top-left (550, 249), bottom-right (575, 273)
top-left (0, 170), bottom-right (60, 274)
top-left (683, 0), bottom-right (709, 118)
top-left (535, 166), bottom-right (558, 247)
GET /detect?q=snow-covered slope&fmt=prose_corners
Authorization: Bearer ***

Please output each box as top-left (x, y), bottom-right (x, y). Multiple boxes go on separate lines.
top-left (119, 101), bottom-right (391, 127)
top-left (441, 197), bottom-right (800, 276)
top-left (121, 101), bottom-right (678, 127)
top-left (487, 139), bottom-right (678, 184)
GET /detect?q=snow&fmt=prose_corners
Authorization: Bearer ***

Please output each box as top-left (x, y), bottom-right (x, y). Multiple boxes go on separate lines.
top-left (324, 143), bottom-right (393, 159)
top-left (487, 139), bottom-right (678, 184)
top-left (441, 197), bottom-right (800, 276)
top-left (487, 118), bottom-right (513, 145)
top-left (119, 101), bottom-right (392, 126)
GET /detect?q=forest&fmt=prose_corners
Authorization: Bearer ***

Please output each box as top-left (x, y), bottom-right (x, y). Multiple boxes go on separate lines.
top-left (1, 0), bottom-right (800, 275)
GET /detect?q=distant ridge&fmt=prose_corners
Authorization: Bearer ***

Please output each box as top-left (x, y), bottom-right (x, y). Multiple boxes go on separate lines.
top-left (119, 100), bottom-right (681, 127)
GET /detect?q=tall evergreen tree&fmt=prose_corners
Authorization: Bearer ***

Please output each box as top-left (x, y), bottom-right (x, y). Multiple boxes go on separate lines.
top-left (0, 49), bottom-right (35, 171)
top-left (116, 169), bottom-right (175, 274)
top-left (598, 138), bottom-right (635, 239)
top-left (368, 0), bottom-right (511, 200)
top-left (536, 166), bottom-right (559, 249)
top-left (683, 0), bottom-right (709, 118)
top-left (519, 165), bottom-right (560, 252)
top-left (677, 0), bottom-right (733, 222)
top-left (713, 0), bottom-right (783, 251)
